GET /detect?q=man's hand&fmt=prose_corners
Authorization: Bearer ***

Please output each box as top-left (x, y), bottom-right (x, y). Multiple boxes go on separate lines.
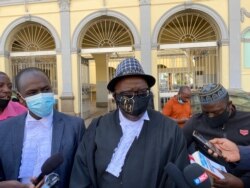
top-left (31, 177), bottom-right (44, 188)
top-left (209, 138), bottom-right (240, 162)
top-left (212, 172), bottom-right (244, 188)
top-left (0, 180), bottom-right (34, 188)
top-left (178, 117), bottom-right (189, 124)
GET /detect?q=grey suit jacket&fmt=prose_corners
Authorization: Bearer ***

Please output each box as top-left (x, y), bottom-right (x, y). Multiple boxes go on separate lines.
top-left (0, 110), bottom-right (85, 188)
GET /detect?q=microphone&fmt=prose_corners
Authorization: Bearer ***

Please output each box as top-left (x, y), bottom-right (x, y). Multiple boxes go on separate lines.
top-left (183, 163), bottom-right (211, 188)
top-left (165, 162), bottom-right (190, 188)
top-left (41, 173), bottom-right (60, 188)
top-left (34, 153), bottom-right (64, 186)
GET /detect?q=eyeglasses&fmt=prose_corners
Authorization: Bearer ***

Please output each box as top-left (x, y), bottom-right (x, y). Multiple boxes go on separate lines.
top-left (117, 88), bottom-right (150, 99)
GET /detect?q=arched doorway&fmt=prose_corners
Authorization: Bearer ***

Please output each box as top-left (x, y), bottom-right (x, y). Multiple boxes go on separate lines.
top-left (8, 22), bottom-right (57, 94)
top-left (157, 10), bottom-right (220, 110)
top-left (78, 16), bottom-right (135, 118)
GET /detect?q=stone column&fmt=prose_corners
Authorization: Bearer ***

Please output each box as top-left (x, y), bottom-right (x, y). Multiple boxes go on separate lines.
top-left (220, 45), bottom-right (230, 88)
top-left (139, 0), bottom-right (152, 75)
top-left (229, 0), bottom-right (241, 89)
top-left (0, 52), bottom-right (9, 73)
top-left (58, 0), bottom-right (75, 114)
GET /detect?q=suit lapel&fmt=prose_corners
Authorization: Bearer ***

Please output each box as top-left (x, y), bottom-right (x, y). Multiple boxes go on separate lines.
top-left (51, 111), bottom-right (65, 155)
top-left (12, 113), bottom-right (26, 179)
top-left (96, 111), bottom-right (122, 169)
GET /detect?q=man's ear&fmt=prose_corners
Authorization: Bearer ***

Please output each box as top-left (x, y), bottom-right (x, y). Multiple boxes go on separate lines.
top-left (227, 100), bottom-right (233, 111)
top-left (228, 100), bottom-right (233, 109)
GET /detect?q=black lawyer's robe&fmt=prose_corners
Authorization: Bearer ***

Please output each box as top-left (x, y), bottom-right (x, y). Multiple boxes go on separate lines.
top-left (70, 109), bottom-right (189, 188)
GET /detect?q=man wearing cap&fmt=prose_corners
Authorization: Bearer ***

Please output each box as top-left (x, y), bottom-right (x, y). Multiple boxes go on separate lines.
top-left (183, 83), bottom-right (250, 188)
top-left (70, 57), bottom-right (189, 188)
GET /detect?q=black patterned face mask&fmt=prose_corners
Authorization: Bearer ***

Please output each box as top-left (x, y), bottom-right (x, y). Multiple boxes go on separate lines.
top-left (204, 107), bottom-right (230, 128)
top-left (115, 94), bottom-right (151, 116)
top-left (0, 98), bottom-right (10, 110)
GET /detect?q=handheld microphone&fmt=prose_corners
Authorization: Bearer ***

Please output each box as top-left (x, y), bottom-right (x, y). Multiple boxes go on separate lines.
top-left (41, 172), bottom-right (60, 188)
top-left (34, 153), bottom-right (64, 186)
top-left (165, 162), bottom-right (190, 188)
top-left (183, 163), bottom-right (211, 188)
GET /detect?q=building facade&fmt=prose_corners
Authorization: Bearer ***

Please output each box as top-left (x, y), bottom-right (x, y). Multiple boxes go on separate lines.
top-left (0, 0), bottom-right (249, 117)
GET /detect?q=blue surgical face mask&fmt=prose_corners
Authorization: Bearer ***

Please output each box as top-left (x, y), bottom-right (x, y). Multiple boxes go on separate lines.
top-left (25, 92), bottom-right (55, 118)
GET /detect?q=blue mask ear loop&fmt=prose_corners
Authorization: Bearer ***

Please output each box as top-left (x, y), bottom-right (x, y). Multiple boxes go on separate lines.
top-left (15, 91), bottom-right (27, 106)
top-left (16, 91), bottom-right (25, 101)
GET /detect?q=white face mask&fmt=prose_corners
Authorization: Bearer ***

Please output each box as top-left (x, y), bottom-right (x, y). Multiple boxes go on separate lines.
top-left (25, 92), bottom-right (55, 117)
top-left (178, 96), bottom-right (185, 104)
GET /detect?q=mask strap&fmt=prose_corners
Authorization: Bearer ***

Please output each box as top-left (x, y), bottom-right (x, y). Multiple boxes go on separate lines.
top-left (16, 91), bottom-right (26, 101)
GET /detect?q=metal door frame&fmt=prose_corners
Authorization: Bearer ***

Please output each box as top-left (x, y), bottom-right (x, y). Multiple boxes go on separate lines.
top-left (158, 42), bottom-right (219, 111)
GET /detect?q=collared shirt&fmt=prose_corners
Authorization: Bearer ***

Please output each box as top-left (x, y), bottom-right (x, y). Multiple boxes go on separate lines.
top-left (18, 110), bottom-right (53, 183)
top-left (0, 101), bottom-right (27, 121)
top-left (106, 110), bottom-right (149, 177)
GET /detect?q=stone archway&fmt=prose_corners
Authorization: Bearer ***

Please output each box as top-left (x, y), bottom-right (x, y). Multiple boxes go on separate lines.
top-left (152, 3), bottom-right (228, 47)
top-left (155, 9), bottom-right (221, 111)
top-left (0, 16), bottom-right (61, 53)
top-left (76, 15), bottom-right (135, 117)
top-left (7, 22), bottom-right (57, 94)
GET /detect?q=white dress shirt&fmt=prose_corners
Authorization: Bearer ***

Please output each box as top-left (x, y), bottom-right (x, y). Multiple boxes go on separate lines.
top-left (106, 110), bottom-right (149, 177)
top-left (18, 111), bottom-right (53, 183)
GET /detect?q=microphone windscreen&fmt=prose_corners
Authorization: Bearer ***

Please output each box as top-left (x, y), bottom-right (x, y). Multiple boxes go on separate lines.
top-left (165, 162), bottom-right (190, 188)
top-left (41, 153), bottom-right (64, 175)
top-left (183, 163), bottom-right (211, 188)
top-left (34, 153), bottom-right (64, 186)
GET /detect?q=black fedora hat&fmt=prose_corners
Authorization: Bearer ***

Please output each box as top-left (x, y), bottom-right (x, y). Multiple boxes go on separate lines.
top-left (107, 57), bottom-right (156, 92)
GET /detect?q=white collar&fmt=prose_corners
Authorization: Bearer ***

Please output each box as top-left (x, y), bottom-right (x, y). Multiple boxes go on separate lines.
top-left (119, 109), bottom-right (149, 124)
top-left (26, 110), bottom-right (53, 128)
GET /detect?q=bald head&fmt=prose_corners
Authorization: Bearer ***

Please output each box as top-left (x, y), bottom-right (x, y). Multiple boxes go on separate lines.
top-left (0, 71), bottom-right (8, 77)
top-left (15, 67), bottom-right (50, 92)
top-left (178, 86), bottom-right (191, 103)
top-left (179, 86), bottom-right (191, 94)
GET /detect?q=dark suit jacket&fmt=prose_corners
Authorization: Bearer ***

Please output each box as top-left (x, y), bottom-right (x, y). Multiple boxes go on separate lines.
top-left (0, 110), bottom-right (85, 188)
top-left (237, 146), bottom-right (250, 170)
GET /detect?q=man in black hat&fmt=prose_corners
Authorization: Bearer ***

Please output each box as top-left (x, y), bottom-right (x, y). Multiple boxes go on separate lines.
top-left (183, 83), bottom-right (250, 188)
top-left (70, 57), bottom-right (189, 188)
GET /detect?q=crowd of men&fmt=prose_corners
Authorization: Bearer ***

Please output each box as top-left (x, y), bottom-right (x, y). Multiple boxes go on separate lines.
top-left (1, 57), bottom-right (250, 188)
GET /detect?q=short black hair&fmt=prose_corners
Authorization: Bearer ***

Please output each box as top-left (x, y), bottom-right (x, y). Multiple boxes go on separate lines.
top-left (15, 67), bottom-right (50, 91)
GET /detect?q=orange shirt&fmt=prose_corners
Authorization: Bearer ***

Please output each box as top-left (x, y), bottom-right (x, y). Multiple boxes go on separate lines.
top-left (162, 95), bottom-right (191, 128)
